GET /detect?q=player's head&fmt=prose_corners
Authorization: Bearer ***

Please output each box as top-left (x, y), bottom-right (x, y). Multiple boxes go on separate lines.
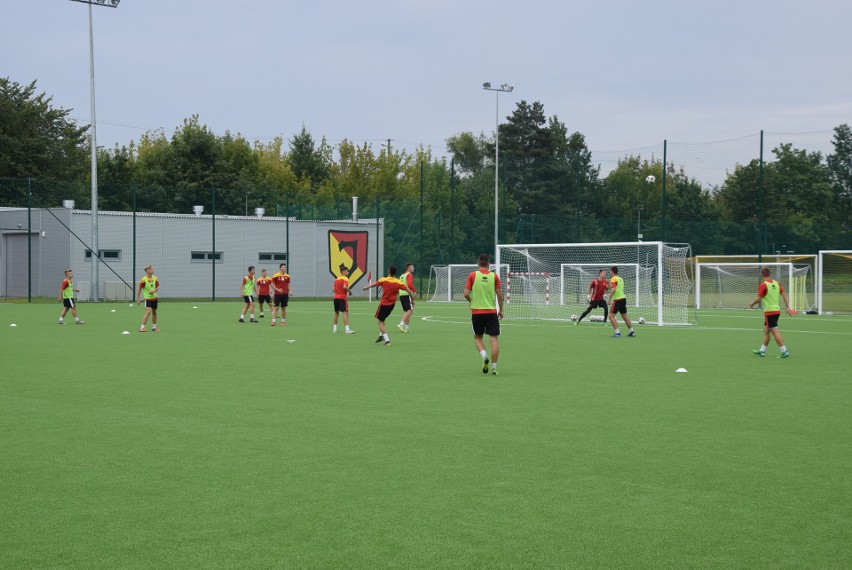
top-left (388, 265), bottom-right (397, 277)
top-left (610, 266), bottom-right (619, 275)
top-left (339, 263), bottom-right (349, 275)
top-left (405, 262), bottom-right (414, 273)
top-left (64, 269), bottom-right (73, 277)
top-left (261, 269), bottom-right (267, 276)
top-left (761, 267), bottom-right (771, 277)
top-left (478, 254), bottom-right (490, 268)
top-left (279, 263), bottom-right (287, 271)
top-left (248, 265), bottom-right (255, 274)
top-left (144, 265), bottom-right (153, 275)
top-left (599, 269), bottom-right (606, 278)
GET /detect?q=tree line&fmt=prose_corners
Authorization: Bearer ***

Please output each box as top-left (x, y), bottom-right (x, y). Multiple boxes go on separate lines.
top-left (2, 76), bottom-right (850, 261)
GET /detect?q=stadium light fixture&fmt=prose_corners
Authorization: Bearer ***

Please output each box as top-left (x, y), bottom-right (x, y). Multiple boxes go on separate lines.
top-left (482, 81), bottom-right (515, 256)
top-left (69, 0), bottom-right (121, 301)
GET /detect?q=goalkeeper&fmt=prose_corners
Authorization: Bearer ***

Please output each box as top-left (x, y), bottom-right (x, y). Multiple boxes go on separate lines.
top-left (575, 269), bottom-right (610, 325)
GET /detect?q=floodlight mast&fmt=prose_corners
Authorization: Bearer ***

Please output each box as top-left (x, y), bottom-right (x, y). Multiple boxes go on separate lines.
top-left (482, 82), bottom-right (515, 257)
top-left (68, 0), bottom-right (120, 301)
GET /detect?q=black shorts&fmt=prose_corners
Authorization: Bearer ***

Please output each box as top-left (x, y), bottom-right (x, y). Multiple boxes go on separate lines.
top-left (145, 299), bottom-right (158, 309)
top-left (589, 299), bottom-right (607, 309)
top-left (243, 295), bottom-right (254, 304)
top-left (375, 303), bottom-right (395, 322)
top-left (274, 294), bottom-right (289, 308)
top-left (399, 296), bottom-right (413, 312)
top-left (611, 298), bottom-right (628, 314)
top-left (764, 313), bottom-right (780, 329)
top-left (471, 313), bottom-right (500, 336)
top-left (258, 294), bottom-right (272, 304)
top-left (333, 299), bottom-right (348, 313)
top-left (62, 298), bottom-right (75, 309)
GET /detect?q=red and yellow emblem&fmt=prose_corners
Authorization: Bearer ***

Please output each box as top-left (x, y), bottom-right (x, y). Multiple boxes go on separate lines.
top-left (328, 230), bottom-right (368, 287)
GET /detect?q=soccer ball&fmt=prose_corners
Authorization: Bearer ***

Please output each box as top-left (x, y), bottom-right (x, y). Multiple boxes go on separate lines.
top-left (645, 175), bottom-right (656, 184)
top-left (638, 317), bottom-right (646, 324)
top-left (570, 314), bottom-right (578, 322)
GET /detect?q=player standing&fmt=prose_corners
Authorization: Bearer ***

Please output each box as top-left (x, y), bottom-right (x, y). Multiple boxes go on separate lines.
top-left (271, 262), bottom-right (291, 326)
top-left (137, 265), bottom-right (159, 332)
top-left (239, 266), bottom-right (258, 323)
top-left (749, 266), bottom-right (794, 358)
top-left (255, 269), bottom-right (273, 318)
top-left (397, 262), bottom-right (417, 333)
top-left (332, 264), bottom-right (355, 334)
top-left (608, 265), bottom-right (635, 337)
top-left (57, 269), bottom-right (85, 324)
top-left (363, 265), bottom-right (414, 346)
top-left (463, 254), bottom-right (504, 376)
top-left (576, 269), bottom-right (609, 325)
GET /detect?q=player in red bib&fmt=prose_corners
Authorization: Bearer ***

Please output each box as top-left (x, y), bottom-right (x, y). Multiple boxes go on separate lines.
top-left (576, 269), bottom-right (610, 325)
top-left (255, 269), bottom-right (273, 318)
top-left (363, 265), bottom-right (414, 346)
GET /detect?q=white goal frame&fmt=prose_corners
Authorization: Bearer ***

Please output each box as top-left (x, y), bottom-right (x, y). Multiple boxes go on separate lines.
top-left (427, 263), bottom-right (509, 302)
top-left (817, 250), bottom-right (852, 315)
top-left (496, 241), bottom-right (691, 325)
top-left (695, 262), bottom-right (813, 311)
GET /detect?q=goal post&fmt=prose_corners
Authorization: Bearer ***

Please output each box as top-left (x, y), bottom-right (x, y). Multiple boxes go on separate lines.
top-left (695, 262), bottom-right (813, 311)
top-left (817, 250), bottom-right (852, 314)
top-left (427, 263), bottom-right (509, 302)
top-left (496, 241), bottom-right (692, 325)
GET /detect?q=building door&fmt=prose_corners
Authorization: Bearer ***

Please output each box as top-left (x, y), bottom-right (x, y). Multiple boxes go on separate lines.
top-left (3, 233), bottom-right (40, 297)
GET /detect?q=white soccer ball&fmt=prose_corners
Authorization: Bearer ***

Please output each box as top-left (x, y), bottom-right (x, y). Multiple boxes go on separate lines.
top-left (645, 175), bottom-right (656, 184)
top-left (638, 317), bottom-right (646, 324)
top-left (570, 314), bottom-right (578, 322)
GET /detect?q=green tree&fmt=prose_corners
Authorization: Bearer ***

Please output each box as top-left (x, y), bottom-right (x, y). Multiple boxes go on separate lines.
top-left (289, 125), bottom-right (332, 193)
top-left (827, 123), bottom-right (852, 240)
top-left (0, 77), bottom-right (88, 182)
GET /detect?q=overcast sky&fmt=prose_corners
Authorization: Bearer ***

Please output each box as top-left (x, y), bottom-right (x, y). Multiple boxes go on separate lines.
top-left (5, 0), bottom-right (851, 168)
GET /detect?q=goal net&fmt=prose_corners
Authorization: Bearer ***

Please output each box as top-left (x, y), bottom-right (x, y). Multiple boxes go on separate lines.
top-left (818, 250), bottom-right (852, 314)
top-left (696, 262), bottom-right (813, 311)
top-left (496, 241), bottom-right (692, 325)
top-left (428, 264), bottom-right (509, 302)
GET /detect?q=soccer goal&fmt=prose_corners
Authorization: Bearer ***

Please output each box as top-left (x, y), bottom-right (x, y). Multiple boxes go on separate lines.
top-left (817, 250), bottom-right (852, 314)
top-left (496, 241), bottom-right (692, 325)
top-left (695, 262), bottom-right (813, 311)
top-left (427, 264), bottom-right (509, 302)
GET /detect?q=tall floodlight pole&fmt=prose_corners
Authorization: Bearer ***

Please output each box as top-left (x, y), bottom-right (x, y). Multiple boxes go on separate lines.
top-left (70, 0), bottom-right (120, 301)
top-left (482, 82), bottom-right (514, 256)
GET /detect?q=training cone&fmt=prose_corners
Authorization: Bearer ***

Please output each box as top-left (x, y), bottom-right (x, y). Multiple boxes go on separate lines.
top-left (121, 331), bottom-right (130, 335)
top-left (676, 368), bottom-right (688, 373)
top-left (10, 323), bottom-right (17, 327)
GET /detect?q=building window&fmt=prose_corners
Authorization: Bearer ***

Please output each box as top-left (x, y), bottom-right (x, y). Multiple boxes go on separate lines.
top-left (259, 252), bottom-right (287, 261)
top-left (191, 251), bottom-right (223, 263)
top-left (85, 249), bottom-right (121, 261)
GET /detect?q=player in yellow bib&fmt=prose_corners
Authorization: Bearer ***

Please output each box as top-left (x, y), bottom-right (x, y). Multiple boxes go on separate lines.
top-left (57, 268), bottom-right (84, 324)
top-left (239, 266), bottom-right (258, 323)
top-left (749, 266), bottom-right (794, 358)
top-left (136, 264), bottom-right (160, 332)
top-left (607, 265), bottom-right (635, 338)
top-left (463, 254), bottom-right (504, 375)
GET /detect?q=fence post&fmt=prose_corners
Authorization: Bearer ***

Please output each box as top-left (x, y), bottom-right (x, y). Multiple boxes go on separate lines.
top-left (27, 178), bottom-right (32, 303)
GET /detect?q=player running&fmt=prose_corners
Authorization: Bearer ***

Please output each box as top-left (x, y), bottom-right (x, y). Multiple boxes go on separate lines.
top-left (749, 266), bottom-right (794, 358)
top-left (137, 265), bottom-right (159, 332)
top-left (576, 268), bottom-right (609, 325)
top-left (57, 269), bottom-right (85, 324)
top-left (464, 254), bottom-right (504, 376)
top-left (363, 265), bottom-right (414, 346)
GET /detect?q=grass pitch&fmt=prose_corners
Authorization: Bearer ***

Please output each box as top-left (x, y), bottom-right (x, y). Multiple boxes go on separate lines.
top-left (1, 300), bottom-right (850, 568)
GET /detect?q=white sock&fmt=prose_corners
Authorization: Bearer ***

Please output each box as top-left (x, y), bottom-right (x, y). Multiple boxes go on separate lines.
top-left (492, 362), bottom-right (497, 370)
top-left (614, 329), bottom-right (621, 335)
top-left (74, 317), bottom-right (80, 322)
top-left (271, 319), bottom-right (275, 324)
top-left (152, 324), bottom-right (157, 330)
top-left (760, 344), bottom-right (767, 352)
top-left (333, 325), bottom-right (337, 333)
top-left (400, 320), bottom-right (405, 327)
top-left (59, 318), bottom-right (64, 323)
top-left (240, 314), bottom-right (245, 320)
top-left (405, 324), bottom-right (410, 331)
top-left (345, 325), bottom-right (350, 332)
top-left (250, 314), bottom-right (255, 319)
top-left (260, 312), bottom-right (264, 317)
top-left (383, 333), bottom-right (390, 342)
top-left (480, 350), bottom-right (487, 359)
top-left (779, 345), bottom-right (787, 353)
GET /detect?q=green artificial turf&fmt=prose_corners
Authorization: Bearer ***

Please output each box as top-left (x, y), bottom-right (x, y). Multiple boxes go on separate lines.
top-left (1, 301), bottom-right (850, 568)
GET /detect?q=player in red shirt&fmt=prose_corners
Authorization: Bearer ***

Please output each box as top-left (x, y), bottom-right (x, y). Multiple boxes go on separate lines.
top-left (363, 265), bottom-right (414, 346)
top-left (271, 262), bottom-right (292, 326)
top-left (255, 269), bottom-right (273, 318)
top-left (332, 264), bottom-right (355, 334)
top-left (576, 269), bottom-right (610, 325)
